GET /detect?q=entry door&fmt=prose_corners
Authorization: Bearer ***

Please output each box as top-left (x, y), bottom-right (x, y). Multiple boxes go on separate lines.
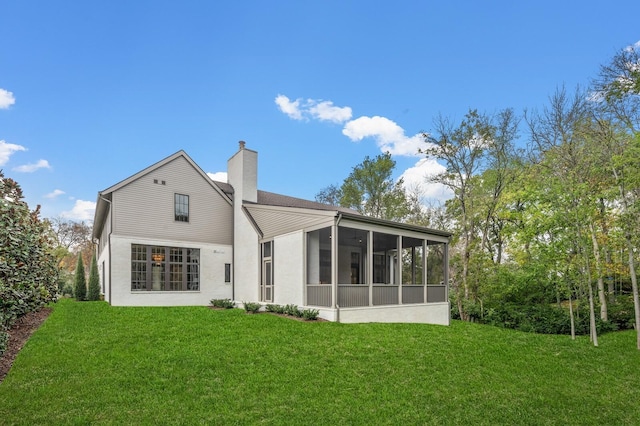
top-left (262, 259), bottom-right (273, 302)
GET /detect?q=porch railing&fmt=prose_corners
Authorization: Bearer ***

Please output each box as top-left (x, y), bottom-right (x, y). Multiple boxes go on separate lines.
top-left (426, 285), bottom-right (447, 303)
top-left (337, 285), bottom-right (369, 307)
top-left (306, 283), bottom-right (448, 307)
top-left (373, 285), bottom-right (399, 305)
top-left (402, 285), bottom-right (424, 304)
top-left (306, 285), bottom-right (332, 307)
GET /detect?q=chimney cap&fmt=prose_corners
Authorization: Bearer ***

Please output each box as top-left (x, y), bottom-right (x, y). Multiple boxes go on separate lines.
top-left (239, 140), bottom-right (246, 150)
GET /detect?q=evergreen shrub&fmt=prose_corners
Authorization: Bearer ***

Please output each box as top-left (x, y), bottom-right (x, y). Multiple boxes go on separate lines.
top-left (242, 302), bottom-right (261, 313)
top-left (74, 256), bottom-right (86, 301)
top-left (87, 254), bottom-right (100, 301)
top-left (210, 299), bottom-right (235, 309)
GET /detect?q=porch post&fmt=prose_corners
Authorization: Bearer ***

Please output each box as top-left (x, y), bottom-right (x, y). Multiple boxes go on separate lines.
top-left (331, 224), bottom-right (338, 309)
top-left (423, 239), bottom-right (428, 303)
top-left (398, 235), bottom-right (403, 305)
top-left (444, 241), bottom-right (450, 301)
top-left (367, 230), bottom-right (373, 306)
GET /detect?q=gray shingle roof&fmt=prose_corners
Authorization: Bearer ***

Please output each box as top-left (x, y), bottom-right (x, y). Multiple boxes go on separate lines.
top-left (212, 181), bottom-right (357, 214)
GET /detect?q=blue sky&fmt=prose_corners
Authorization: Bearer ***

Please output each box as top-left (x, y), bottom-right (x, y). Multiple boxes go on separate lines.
top-left (1, 1), bottom-right (639, 222)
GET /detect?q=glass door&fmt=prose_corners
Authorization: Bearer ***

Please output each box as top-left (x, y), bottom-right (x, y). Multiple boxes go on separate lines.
top-left (262, 260), bottom-right (273, 302)
top-left (261, 241), bottom-right (273, 302)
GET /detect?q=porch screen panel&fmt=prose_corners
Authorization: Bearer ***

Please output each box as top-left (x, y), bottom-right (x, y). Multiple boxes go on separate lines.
top-left (373, 232), bottom-right (398, 284)
top-left (306, 227), bottom-right (332, 284)
top-left (338, 227), bottom-right (368, 285)
top-left (427, 241), bottom-right (447, 303)
top-left (426, 241), bottom-right (446, 285)
top-left (402, 237), bottom-right (424, 285)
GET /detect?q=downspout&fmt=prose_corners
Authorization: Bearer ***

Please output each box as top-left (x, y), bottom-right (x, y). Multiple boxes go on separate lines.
top-left (99, 195), bottom-right (113, 304)
top-left (335, 213), bottom-right (343, 323)
top-left (231, 204), bottom-right (235, 302)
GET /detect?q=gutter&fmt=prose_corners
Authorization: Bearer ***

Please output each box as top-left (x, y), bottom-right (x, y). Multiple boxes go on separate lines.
top-left (99, 195), bottom-right (113, 303)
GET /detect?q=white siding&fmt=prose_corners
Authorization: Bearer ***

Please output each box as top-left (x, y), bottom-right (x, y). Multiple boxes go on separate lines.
top-left (244, 205), bottom-right (333, 238)
top-left (112, 156), bottom-right (232, 245)
top-left (273, 231), bottom-right (304, 306)
top-left (228, 148), bottom-right (260, 303)
top-left (336, 303), bottom-right (450, 325)
top-left (109, 235), bottom-right (232, 306)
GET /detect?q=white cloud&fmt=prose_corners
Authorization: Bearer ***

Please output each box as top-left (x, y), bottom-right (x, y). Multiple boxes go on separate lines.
top-left (207, 171), bottom-right (227, 182)
top-left (308, 100), bottom-right (352, 123)
top-left (275, 94), bottom-right (303, 120)
top-left (399, 157), bottom-right (453, 203)
top-left (342, 116), bottom-right (427, 156)
top-left (45, 189), bottom-right (66, 199)
top-left (274, 93), bottom-right (453, 204)
top-left (624, 40), bottom-right (640, 53)
top-left (0, 88), bottom-right (15, 109)
top-left (275, 94), bottom-right (352, 124)
top-left (13, 159), bottom-right (52, 173)
top-left (61, 200), bottom-right (96, 222)
top-left (0, 140), bottom-right (27, 166)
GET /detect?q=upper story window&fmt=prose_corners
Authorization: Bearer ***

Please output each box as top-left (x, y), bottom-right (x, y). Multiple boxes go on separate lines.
top-left (175, 193), bottom-right (189, 222)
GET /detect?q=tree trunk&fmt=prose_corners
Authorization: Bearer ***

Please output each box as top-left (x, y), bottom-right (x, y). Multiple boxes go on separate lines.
top-left (586, 257), bottom-right (599, 347)
top-left (589, 222), bottom-right (608, 321)
top-left (568, 287), bottom-right (576, 341)
top-left (625, 235), bottom-right (640, 350)
top-left (605, 248), bottom-right (615, 302)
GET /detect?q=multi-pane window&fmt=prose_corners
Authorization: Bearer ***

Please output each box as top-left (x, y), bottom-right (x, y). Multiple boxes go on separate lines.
top-left (131, 244), bottom-right (199, 291)
top-left (169, 248), bottom-right (183, 290)
top-left (131, 245), bottom-right (147, 290)
top-left (175, 193), bottom-right (189, 222)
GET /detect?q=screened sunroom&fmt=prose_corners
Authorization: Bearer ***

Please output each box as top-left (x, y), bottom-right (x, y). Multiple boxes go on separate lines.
top-left (305, 214), bottom-right (450, 323)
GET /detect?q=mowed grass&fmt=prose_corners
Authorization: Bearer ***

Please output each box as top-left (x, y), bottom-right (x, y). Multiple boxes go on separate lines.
top-left (1, 299), bottom-right (639, 425)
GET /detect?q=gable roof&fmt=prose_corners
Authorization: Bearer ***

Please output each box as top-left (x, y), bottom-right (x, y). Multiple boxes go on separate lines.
top-left (92, 150), bottom-right (232, 240)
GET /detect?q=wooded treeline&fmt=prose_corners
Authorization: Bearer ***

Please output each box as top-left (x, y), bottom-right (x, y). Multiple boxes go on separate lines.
top-left (425, 44), bottom-right (640, 348)
top-left (319, 43), bottom-right (640, 348)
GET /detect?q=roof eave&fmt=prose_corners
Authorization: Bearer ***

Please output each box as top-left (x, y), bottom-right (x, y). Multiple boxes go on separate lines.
top-left (336, 211), bottom-right (452, 238)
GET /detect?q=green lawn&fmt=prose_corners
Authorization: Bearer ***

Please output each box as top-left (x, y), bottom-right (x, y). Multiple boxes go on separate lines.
top-left (1, 299), bottom-right (639, 425)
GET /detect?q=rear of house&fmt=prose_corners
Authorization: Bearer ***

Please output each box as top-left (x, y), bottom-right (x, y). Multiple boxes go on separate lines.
top-left (92, 142), bottom-right (451, 324)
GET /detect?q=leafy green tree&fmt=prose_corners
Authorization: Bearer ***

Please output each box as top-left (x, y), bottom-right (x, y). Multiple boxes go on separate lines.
top-left (87, 254), bottom-right (100, 301)
top-left (590, 42), bottom-right (640, 349)
top-left (526, 86), bottom-right (603, 345)
top-left (0, 170), bottom-right (58, 355)
top-left (340, 152), bottom-right (412, 221)
top-left (74, 255), bottom-right (86, 301)
top-left (422, 109), bottom-right (520, 320)
top-left (316, 152), bottom-right (420, 223)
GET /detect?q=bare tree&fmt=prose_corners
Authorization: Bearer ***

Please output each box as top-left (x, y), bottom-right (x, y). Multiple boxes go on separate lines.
top-left (49, 217), bottom-right (92, 253)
